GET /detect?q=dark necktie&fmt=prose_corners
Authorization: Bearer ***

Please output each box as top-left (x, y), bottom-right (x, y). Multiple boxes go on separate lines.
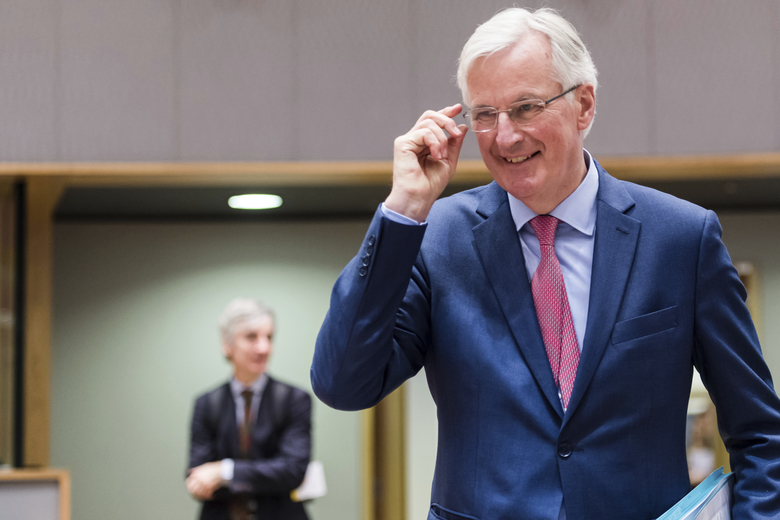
top-left (529, 215), bottom-right (580, 410)
top-left (239, 390), bottom-right (253, 458)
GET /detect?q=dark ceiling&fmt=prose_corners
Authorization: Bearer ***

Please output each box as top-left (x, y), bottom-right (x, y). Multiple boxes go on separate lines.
top-left (54, 177), bottom-right (780, 222)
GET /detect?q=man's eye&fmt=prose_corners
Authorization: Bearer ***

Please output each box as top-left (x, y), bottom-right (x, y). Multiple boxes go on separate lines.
top-left (511, 103), bottom-right (542, 120)
top-left (473, 109), bottom-right (496, 122)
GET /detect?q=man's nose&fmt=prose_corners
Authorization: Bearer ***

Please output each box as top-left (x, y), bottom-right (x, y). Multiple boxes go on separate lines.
top-left (256, 338), bottom-right (271, 353)
top-left (494, 112), bottom-right (525, 147)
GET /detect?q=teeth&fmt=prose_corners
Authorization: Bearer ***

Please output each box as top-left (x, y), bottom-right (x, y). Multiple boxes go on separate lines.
top-left (506, 155), bottom-right (531, 163)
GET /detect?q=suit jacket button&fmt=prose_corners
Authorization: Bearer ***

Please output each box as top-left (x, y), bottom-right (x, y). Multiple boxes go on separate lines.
top-left (368, 235), bottom-right (376, 246)
top-left (366, 244), bottom-right (374, 256)
top-left (362, 255), bottom-right (370, 266)
top-left (359, 266), bottom-right (368, 277)
top-left (558, 443), bottom-right (572, 459)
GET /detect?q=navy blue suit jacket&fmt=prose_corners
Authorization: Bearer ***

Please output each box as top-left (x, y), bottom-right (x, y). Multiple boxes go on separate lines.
top-left (188, 376), bottom-right (311, 520)
top-left (312, 161), bottom-right (780, 520)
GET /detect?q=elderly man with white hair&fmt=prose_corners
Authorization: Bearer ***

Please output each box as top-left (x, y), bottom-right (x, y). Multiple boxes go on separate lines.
top-left (188, 299), bottom-right (311, 520)
top-left (312, 7), bottom-right (780, 520)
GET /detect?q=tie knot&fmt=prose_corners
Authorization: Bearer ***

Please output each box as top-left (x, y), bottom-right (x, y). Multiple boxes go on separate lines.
top-left (241, 390), bottom-right (253, 406)
top-left (530, 215), bottom-right (559, 247)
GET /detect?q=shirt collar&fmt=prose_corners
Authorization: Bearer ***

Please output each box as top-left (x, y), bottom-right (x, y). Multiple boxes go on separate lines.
top-left (230, 373), bottom-right (267, 398)
top-left (507, 149), bottom-right (598, 236)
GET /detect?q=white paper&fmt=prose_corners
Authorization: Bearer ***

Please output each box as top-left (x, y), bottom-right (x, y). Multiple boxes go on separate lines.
top-left (291, 460), bottom-right (327, 502)
top-left (657, 468), bottom-right (733, 520)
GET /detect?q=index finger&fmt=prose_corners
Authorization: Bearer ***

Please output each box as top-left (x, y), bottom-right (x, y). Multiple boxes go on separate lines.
top-left (439, 103), bottom-right (463, 118)
top-left (416, 105), bottom-right (464, 137)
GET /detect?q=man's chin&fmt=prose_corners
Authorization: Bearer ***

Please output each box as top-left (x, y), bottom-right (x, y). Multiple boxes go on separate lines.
top-left (238, 366), bottom-right (266, 380)
top-left (494, 170), bottom-right (539, 195)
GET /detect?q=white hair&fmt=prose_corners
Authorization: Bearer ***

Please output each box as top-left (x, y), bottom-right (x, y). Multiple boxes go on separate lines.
top-left (218, 298), bottom-right (274, 345)
top-left (456, 7), bottom-right (598, 136)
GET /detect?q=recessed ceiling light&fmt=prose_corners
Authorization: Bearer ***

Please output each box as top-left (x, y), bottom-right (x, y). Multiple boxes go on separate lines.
top-left (228, 194), bottom-right (283, 210)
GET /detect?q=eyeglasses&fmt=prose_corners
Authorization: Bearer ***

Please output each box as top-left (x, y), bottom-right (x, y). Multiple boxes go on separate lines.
top-left (463, 85), bottom-right (581, 133)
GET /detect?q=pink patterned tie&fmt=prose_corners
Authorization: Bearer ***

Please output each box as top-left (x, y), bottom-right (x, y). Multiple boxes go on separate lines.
top-left (529, 216), bottom-right (580, 410)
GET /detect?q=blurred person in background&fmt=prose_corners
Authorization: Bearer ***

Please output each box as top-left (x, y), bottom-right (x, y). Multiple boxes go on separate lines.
top-left (188, 298), bottom-right (311, 520)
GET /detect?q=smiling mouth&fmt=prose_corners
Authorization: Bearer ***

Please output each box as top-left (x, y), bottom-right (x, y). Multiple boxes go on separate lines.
top-left (504, 151), bottom-right (540, 163)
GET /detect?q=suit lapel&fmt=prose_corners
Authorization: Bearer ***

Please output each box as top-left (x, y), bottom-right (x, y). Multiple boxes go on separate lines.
top-left (472, 183), bottom-right (564, 417)
top-left (217, 383), bottom-right (241, 458)
top-left (471, 167), bottom-right (641, 421)
top-left (250, 377), bottom-right (277, 453)
top-left (563, 164), bottom-right (640, 423)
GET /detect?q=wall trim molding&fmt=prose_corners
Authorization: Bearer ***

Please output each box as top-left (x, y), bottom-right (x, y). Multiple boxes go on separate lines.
top-left (1, 152), bottom-right (779, 187)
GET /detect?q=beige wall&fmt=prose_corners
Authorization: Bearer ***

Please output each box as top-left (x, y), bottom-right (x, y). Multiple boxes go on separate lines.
top-left (1, 0), bottom-right (779, 161)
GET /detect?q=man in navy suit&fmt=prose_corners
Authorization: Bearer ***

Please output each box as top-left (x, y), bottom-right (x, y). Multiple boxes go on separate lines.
top-left (311, 7), bottom-right (780, 520)
top-left (188, 299), bottom-right (311, 520)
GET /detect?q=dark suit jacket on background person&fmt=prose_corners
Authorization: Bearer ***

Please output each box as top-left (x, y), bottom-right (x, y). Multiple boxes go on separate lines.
top-left (189, 376), bottom-right (311, 520)
top-left (311, 160), bottom-right (780, 520)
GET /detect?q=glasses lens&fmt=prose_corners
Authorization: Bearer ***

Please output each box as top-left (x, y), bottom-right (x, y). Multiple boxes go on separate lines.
top-left (469, 108), bottom-right (497, 132)
top-left (509, 101), bottom-right (544, 123)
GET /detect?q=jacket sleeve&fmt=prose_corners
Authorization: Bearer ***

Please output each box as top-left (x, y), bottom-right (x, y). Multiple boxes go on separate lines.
top-left (692, 210), bottom-right (780, 518)
top-left (188, 393), bottom-right (218, 474)
top-left (232, 388), bottom-right (312, 494)
top-left (311, 207), bottom-right (432, 411)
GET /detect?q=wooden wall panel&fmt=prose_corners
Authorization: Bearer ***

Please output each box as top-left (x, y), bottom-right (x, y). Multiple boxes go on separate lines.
top-left (0, 182), bottom-right (16, 466)
top-left (654, 0), bottom-right (778, 154)
top-left (773, 1), bottom-right (780, 151)
top-left (0, 0), bottom-right (779, 161)
top-left (0, 0), bottom-right (58, 161)
top-left (23, 178), bottom-right (64, 467)
top-left (59, 0), bottom-right (177, 160)
top-left (373, 387), bottom-right (406, 520)
top-left (179, 0), bottom-right (296, 160)
top-left (564, 0), bottom-right (654, 156)
top-left (295, 0), bottom-right (415, 161)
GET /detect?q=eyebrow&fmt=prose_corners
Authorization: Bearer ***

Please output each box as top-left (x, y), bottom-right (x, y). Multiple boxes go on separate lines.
top-left (514, 93), bottom-right (542, 102)
top-left (470, 92), bottom-right (544, 108)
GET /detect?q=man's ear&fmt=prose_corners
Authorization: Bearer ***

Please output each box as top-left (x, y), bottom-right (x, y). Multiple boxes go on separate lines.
top-left (221, 341), bottom-right (233, 360)
top-left (576, 84), bottom-right (596, 131)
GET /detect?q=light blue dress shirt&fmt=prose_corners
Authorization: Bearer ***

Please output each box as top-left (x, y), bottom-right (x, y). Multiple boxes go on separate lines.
top-left (508, 150), bottom-right (599, 354)
top-left (221, 373), bottom-right (268, 483)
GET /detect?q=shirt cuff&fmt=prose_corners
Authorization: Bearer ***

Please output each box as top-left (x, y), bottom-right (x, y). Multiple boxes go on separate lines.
top-left (221, 459), bottom-right (234, 481)
top-left (380, 203), bottom-right (426, 225)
